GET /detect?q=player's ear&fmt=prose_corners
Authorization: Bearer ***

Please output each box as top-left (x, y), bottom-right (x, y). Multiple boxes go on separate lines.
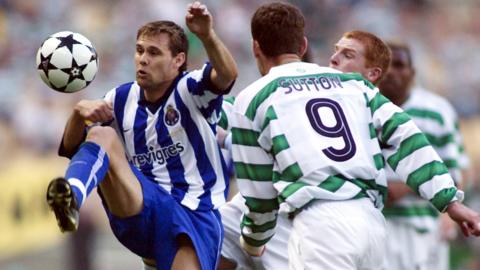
top-left (299, 36), bottom-right (308, 59)
top-left (252, 39), bottom-right (261, 58)
top-left (367, 67), bottom-right (382, 84)
top-left (174, 52), bottom-right (186, 70)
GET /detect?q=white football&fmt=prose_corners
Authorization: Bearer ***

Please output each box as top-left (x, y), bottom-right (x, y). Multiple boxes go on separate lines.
top-left (36, 31), bottom-right (98, 93)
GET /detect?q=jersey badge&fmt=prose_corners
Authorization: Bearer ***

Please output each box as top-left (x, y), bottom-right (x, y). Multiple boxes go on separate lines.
top-left (165, 104), bottom-right (180, 126)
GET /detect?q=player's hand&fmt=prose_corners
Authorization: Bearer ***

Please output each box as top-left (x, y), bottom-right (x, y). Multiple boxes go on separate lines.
top-left (239, 236), bottom-right (265, 257)
top-left (386, 181), bottom-right (412, 206)
top-left (186, 1), bottom-right (213, 40)
top-left (74, 100), bottom-right (113, 124)
top-left (216, 127), bottom-right (228, 148)
top-left (446, 201), bottom-right (480, 237)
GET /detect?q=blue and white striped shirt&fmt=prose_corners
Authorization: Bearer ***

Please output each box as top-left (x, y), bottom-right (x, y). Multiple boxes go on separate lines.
top-left (104, 63), bottom-right (229, 211)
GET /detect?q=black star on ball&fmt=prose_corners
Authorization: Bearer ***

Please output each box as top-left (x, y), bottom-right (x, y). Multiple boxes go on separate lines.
top-left (61, 57), bottom-right (88, 84)
top-left (37, 53), bottom-right (57, 75)
top-left (86, 45), bottom-right (97, 57)
top-left (56, 34), bottom-right (82, 52)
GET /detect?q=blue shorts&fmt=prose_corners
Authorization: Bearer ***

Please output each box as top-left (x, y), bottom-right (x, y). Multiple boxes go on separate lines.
top-left (99, 163), bottom-right (224, 270)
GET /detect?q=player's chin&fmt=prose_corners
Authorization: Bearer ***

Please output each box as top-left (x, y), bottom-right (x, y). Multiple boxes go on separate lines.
top-left (136, 76), bottom-right (150, 87)
top-left (137, 78), bottom-right (151, 89)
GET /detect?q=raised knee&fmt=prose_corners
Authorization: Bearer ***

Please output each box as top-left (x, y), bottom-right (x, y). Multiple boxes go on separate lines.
top-left (86, 126), bottom-right (118, 150)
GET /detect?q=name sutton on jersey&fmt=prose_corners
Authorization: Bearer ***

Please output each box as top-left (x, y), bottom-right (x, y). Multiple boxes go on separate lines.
top-left (280, 75), bottom-right (343, 94)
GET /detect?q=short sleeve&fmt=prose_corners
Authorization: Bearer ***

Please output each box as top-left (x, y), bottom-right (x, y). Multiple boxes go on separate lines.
top-left (185, 63), bottom-right (233, 122)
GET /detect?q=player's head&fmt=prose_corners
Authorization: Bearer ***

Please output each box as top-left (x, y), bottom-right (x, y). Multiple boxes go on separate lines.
top-left (135, 21), bottom-right (188, 90)
top-left (329, 30), bottom-right (391, 85)
top-left (378, 41), bottom-right (415, 106)
top-left (251, 2), bottom-right (307, 75)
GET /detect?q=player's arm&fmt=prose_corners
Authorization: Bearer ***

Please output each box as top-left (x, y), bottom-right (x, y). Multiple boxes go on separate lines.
top-left (218, 96), bottom-right (236, 131)
top-left (436, 106), bottom-right (465, 186)
top-left (368, 90), bottom-right (480, 236)
top-left (232, 110), bottom-right (278, 256)
top-left (186, 1), bottom-right (238, 93)
top-left (216, 127), bottom-right (232, 150)
top-left (437, 107), bottom-right (470, 239)
top-left (453, 117), bottom-right (470, 189)
top-left (217, 97), bottom-right (236, 150)
top-left (385, 107), bottom-right (460, 204)
top-left (59, 100), bottom-right (113, 158)
top-left (370, 90), bottom-right (454, 209)
top-left (386, 181), bottom-right (413, 205)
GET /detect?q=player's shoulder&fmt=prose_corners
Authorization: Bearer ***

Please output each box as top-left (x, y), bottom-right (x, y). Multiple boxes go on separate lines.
top-left (105, 81), bottom-right (138, 102)
top-left (280, 62), bottom-right (341, 77)
top-left (411, 87), bottom-right (448, 102)
top-left (325, 67), bottom-right (376, 92)
top-left (175, 63), bottom-right (217, 96)
top-left (223, 96), bottom-right (236, 105)
top-left (234, 71), bottom-right (279, 113)
top-left (410, 87), bottom-right (456, 113)
top-left (233, 65), bottom-right (299, 112)
top-left (235, 63), bottom-right (338, 106)
top-left (408, 86), bottom-right (458, 125)
top-left (108, 81), bottom-right (136, 94)
top-left (180, 62), bottom-right (210, 82)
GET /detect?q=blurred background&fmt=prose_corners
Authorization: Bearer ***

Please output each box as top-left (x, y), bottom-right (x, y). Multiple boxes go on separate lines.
top-left (0, 0), bottom-right (479, 269)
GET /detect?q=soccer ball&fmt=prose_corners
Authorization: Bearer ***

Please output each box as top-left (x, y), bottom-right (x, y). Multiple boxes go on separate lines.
top-left (36, 31), bottom-right (98, 93)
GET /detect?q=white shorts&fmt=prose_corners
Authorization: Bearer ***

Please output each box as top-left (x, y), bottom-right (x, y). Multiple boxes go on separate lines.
top-left (433, 240), bottom-right (449, 270)
top-left (289, 198), bottom-right (386, 270)
top-left (383, 218), bottom-right (446, 270)
top-left (220, 194), bottom-right (292, 270)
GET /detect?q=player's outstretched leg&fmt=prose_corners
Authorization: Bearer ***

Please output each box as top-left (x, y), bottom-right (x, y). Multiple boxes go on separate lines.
top-left (171, 235), bottom-right (201, 270)
top-left (47, 141), bottom-right (110, 232)
top-left (46, 177), bottom-right (79, 232)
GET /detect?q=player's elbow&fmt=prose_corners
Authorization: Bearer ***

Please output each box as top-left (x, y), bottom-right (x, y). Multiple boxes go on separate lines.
top-left (220, 67), bottom-right (238, 89)
top-left (212, 70), bottom-right (237, 95)
top-left (228, 64), bottom-right (239, 82)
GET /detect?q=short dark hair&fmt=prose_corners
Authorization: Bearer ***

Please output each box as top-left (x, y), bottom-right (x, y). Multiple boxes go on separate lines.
top-left (342, 30), bottom-right (391, 82)
top-left (137, 21), bottom-right (189, 72)
top-left (385, 41), bottom-right (413, 68)
top-left (251, 2), bottom-right (305, 57)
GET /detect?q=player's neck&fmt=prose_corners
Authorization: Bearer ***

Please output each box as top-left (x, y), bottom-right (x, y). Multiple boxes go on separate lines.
top-left (273, 54), bottom-right (302, 66)
top-left (264, 54), bottom-right (302, 74)
top-left (388, 94), bottom-right (406, 107)
top-left (143, 80), bottom-right (174, 103)
top-left (396, 89), bottom-right (412, 106)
